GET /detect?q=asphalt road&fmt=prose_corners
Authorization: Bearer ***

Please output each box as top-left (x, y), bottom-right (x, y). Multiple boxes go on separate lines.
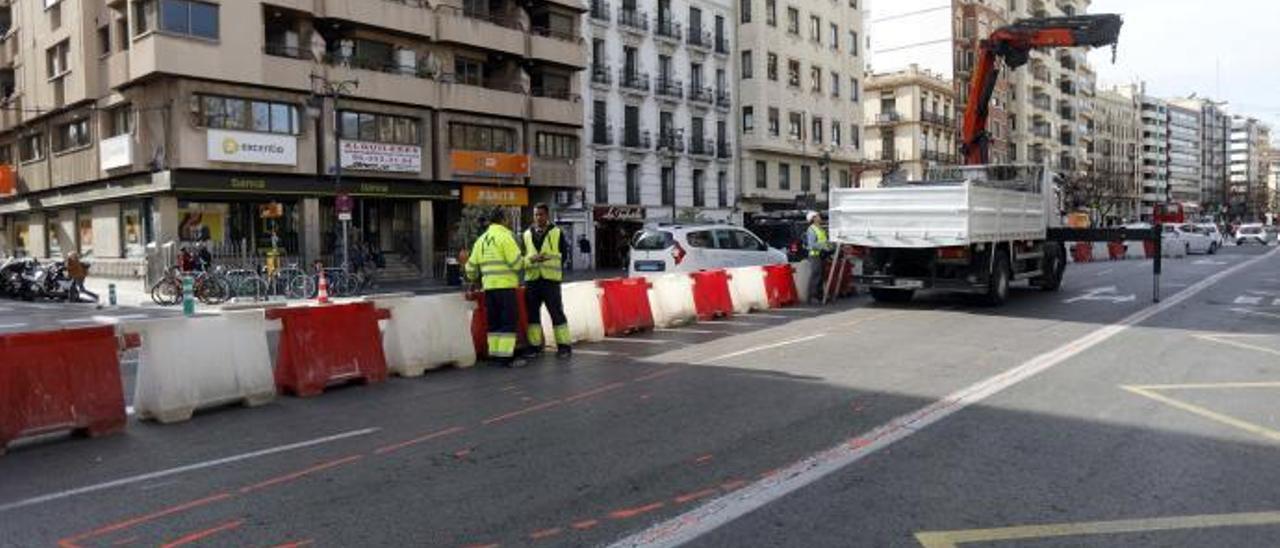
top-left (1, 246), bottom-right (1278, 548)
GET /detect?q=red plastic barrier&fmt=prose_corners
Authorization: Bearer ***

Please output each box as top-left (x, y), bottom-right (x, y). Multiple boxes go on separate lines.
top-left (690, 270), bottom-right (734, 321)
top-left (266, 302), bottom-right (389, 397)
top-left (1072, 242), bottom-right (1092, 262)
top-left (597, 278), bottom-right (655, 336)
top-left (824, 258), bottom-right (858, 298)
top-left (468, 288), bottom-right (530, 359)
top-left (1107, 241), bottom-right (1126, 260)
top-left (1144, 240), bottom-right (1157, 258)
top-left (762, 264), bottom-right (799, 308)
top-left (0, 326), bottom-right (127, 454)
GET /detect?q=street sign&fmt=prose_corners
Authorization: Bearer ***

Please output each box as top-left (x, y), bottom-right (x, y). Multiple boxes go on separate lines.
top-left (336, 193), bottom-right (353, 214)
top-left (338, 212), bottom-right (352, 221)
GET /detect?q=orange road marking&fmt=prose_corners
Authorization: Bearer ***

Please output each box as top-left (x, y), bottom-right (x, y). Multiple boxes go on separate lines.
top-left (633, 368), bottom-right (680, 383)
top-left (58, 492), bottom-right (233, 548)
top-left (564, 382), bottom-right (629, 403)
top-left (610, 502), bottom-right (666, 520)
top-left (375, 426), bottom-right (467, 455)
top-left (674, 488), bottom-right (719, 504)
top-left (529, 528), bottom-right (563, 540)
top-left (571, 520), bottom-right (600, 530)
top-left (720, 479), bottom-right (748, 491)
top-left (481, 400), bottom-right (564, 425)
top-left (159, 519), bottom-right (244, 548)
top-left (693, 454), bottom-right (714, 465)
top-left (239, 455), bottom-right (363, 494)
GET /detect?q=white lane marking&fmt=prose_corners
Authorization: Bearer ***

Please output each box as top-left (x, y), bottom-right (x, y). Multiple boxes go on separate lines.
top-left (1064, 286), bottom-right (1135, 304)
top-left (700, 320), bottom-right (756, 327)
top-left (572, 349), bottom-right (615, 356)
top-left (695, 334), bottom-right (827, 365)
top-left (1234, 296), bottom-right (1264, 305)
top-left (611, 247), bottom-right (1280, 548)
top-left (1274, 298), bottom-right (1280, 307)
top-left (1095, 268), bottom-right (1114, 277)
top-left (0, 323), bottom-right (28, 329)
top-left (0, 427), bottom-right (381, 513)
top-left (1232, 308), bottom-right (1280, 320)
top-left (604, 337), bottom-right (686, 345)
top-left (656, 328), bottom-right (719, 335)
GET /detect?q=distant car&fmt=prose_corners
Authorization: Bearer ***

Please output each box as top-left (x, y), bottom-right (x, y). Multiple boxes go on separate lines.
top-left (629, 225), bottom-right (788, 276)
top-left (746, 214), bottom-right (810, 262)
top-left (1196, 223), bottom-right (1225, 249)
top-left (1164, 224), bottom-right (1215, 255)
top-left (1235, 224), bottom-right (1276, 246)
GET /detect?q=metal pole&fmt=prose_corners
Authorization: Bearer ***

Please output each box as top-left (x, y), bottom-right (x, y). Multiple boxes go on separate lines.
top-left (333, 86), bottom-right (349, 274)
top-left (1152, 224), bottom-right (1162, 303)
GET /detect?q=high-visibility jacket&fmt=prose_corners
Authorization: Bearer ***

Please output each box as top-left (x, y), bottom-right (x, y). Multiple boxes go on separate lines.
top-left (465, 224), bottom-right (524, 290)
top-left (807, 224), bottom-right (830, 257)
top-left (523, 226), bottom-right (564, 282)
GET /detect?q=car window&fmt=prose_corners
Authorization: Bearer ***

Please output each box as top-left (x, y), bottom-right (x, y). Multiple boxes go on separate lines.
top-left (632, 230), bottom-right (674, 250)
top-left (1241, 226), bottom-right (1262, 234)
top-left (731, 229), bottom-right (768, 251)
top-left (1163, 225), bottom-right (1176, 233)
top-left (685, 230), bottom-right (714, 249)
top-left (710, 230), bottom-right (737, 250)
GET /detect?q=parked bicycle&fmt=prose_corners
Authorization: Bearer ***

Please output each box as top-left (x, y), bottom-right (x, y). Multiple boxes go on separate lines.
top-left (149, 266), bottom-right (231, 306)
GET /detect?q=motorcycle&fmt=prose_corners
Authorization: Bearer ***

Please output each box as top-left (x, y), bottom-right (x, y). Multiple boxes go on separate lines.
top-left (0, 257), bottom-right (28, 298)
top-left (15, 259), bottom-right (72, 301)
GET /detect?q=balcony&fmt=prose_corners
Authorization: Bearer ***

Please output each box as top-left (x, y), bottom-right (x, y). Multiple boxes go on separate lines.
top-left (591, 122), bottom-right (614, 146)
top-left (715, 88), bottom-right (731, 109)
top-left (436, 6), bottom-right (525, 57)
top-left (530, 89), bottom-right (582, 126)
top-left (715, 36), bottom-right (729, 55)
top-left (439, 81), bottom-right (525, 120)
top-left (321, 0), bottom-right (435, 39)
top-left (655, 77), bottom-right (683, 101)
top-left (618, 9), bottom-right (649, 34)
top-left (687, 28), bottom-right (712, 51)
top-left (589, 0), bottom-right (610, 23)
top-left (658, 130), bottom-right (685, 153)
top-left (325, 55), bottom-right (441, 106)
top-left (621, 128), bottom-right (652, 150)
top-left (1032, 95), bottom-right (1051, 111)
top-left (1031, 125), bottom-right (1052, 139)
top-left (872, 111), bottom-right (902, 125)
top-left (0, 29), bottom-right (15, 68)
top-left (717, 140), bottom-right (731, 159)
top-left (619, 70), bottom-right (651, 94)
top-left (877, 149), bottom-right (898, 162)
top-left (590, 64), bottom-right (612, 87)
top-left (921, 111), bottom-right (953, 127)
top-left (655, 19), bottom-right (683, 44)
top-left (690, 138), bottom-right (715, 157)
top-left (530, 28), bottom-right (588, 68)
top-left (689, 84), bottom-right (713, 105)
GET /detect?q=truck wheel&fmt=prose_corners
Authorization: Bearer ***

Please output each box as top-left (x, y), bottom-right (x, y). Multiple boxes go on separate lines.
top-left (1035, 243), bottom-right (1066, 292)
top-left (982, 253), bottom-right (1011, 306)
top-left (870, 287), bottom-right (914, 303)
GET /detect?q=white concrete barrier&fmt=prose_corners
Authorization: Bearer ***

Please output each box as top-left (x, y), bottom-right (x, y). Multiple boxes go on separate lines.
top-left (792, 261), bottom-right (814, 303)
top-left (382, 294), bottom-right (477, 376)
top-left (647, 274), bottom-right (698, 328)
top-left (132, 311), bottom-right (276, 423)
top-left (727, 266), bottom-right (769, 314)
top-left (1125, 241), bottom-right (1148, 260)
top-left (539, 281), bottom-right (606, 346)
top-left (1092, 242), bottom-right (1111, 261)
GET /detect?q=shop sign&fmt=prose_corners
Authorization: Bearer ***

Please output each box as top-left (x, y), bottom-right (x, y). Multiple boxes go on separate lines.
top-left (462, 185), bottom-right (529, 206)
top-left (99, 134), bottom-right (133, 171)
top-left (207, 129), bottom-right (297, 166)
top-left (341, 141), bottom-right (422, 173)
top-left (0, 164), bottom-right (13, 196)
top-left (451, 151), bottom-right (529, 177)
top-left (593, 206), bottom-right (646, 222)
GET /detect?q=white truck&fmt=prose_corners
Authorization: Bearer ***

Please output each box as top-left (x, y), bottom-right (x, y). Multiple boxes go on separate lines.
top-left (828, 165), bottom-right (1068, 305)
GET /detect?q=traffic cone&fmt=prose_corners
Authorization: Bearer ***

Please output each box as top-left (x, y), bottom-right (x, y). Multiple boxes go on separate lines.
top-left (316, 270), bottom-right (330, 304)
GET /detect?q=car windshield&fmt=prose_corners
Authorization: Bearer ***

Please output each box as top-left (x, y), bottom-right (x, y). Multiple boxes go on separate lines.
top-left (632, 230), bottom-right (674, 250)
top-left (1240, 226), bottom-right (1262, 234)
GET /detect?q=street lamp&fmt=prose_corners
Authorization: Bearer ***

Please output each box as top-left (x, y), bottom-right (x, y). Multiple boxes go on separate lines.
top-left (309, 74), bottom-right (359, 272)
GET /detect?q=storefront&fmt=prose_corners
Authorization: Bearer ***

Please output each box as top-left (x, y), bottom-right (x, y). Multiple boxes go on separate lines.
top-left (593, 205), bottom-right (645, 270)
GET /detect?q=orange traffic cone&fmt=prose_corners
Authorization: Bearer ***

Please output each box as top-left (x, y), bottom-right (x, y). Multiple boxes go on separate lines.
top-left (316, 270), bottom-right (330, 304)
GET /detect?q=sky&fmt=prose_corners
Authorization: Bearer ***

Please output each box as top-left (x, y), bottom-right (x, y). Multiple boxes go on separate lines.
top-left (1085, 0), bottom-right (1280, 135)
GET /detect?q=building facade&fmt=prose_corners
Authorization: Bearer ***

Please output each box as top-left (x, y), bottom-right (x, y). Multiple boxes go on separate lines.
top-left (1090, 87), bottom-right (1141, 221)
top-left (862, 64), bottom-right (958, 187)
top-left (1165, 102), bottom-right (1202, 207)
top-left (737, 0), bottom-right (865, 212)
top-left (1170, 97), bottom-right (1230, 217)
top-left (1116, 85), bottom-right (1169, 217)
top-left (953, 0), bottom-right (1011, 164)
top-left (1229, 116), bottom-right (1273, 221)
top-left (0, 0), bottom-right (588, 280)
top-left (583, 0), bottom-right (736, 269)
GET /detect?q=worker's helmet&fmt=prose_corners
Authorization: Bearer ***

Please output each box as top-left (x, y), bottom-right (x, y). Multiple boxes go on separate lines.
top-left (806, 211), bottom-right (821, 223)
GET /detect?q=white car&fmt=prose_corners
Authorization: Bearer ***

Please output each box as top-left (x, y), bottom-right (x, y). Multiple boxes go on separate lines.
top-left (629, 225), bottom-right (788, 276)
top-left (1196, 223), bottom-right (1225, 249)
top-left (1235, 224), bottom-right (1277, 246)
top-left (1163, 224), bottom-right (1215, 255)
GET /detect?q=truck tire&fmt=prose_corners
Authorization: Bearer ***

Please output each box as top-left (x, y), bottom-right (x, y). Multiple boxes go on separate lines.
top-left (1035, 243), bottom-right (1066, 292)
top-left (982, 253), bottom-right (1011, 306)
top-left (870, 287), bottom-right (914, 303)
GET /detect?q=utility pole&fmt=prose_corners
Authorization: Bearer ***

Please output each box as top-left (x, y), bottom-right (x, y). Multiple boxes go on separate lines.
top-left (310, 75), bottom-right (359, 273)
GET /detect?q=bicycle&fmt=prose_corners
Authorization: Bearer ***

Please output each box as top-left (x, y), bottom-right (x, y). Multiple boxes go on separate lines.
top-left (149, 267), bottom-right (231, 306)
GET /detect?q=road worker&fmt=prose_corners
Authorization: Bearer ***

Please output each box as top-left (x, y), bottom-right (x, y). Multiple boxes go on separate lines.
top-left (523, 203), bottom-right (573, 359)
top-left (465, 208), bottom-right (527, 367)
top-left (806, 211), bottom-right (834, 304)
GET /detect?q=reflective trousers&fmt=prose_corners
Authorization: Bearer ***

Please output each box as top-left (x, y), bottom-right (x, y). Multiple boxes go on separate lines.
top-left (525, 279), bottom-right (571, 349)
top-left (484, 288), bottom-right (519, 359)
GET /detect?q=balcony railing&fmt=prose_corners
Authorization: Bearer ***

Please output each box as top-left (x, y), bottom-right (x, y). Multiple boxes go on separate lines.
top-left (715, 37), bottom-right (729, 54)
top-left (1033, 96), bottom-right (1052, 111)
top-left (689, 85), bottom-right (713, 104)
top-left (621, 128), bottom-right (652, 150)
top-left (878, 149), bottom-right (897, 161)
top-left (590, 0), bottom-right (610, 22)
top-left (1031, 126), bottom-right (1052, 139)
top-left (530, 87), bottom-right (580, 101)
top-left (264, 43), bottom-right (314, 61)
top-left (449, 5), bottom-right (523, 30)
top-left (591, 64), bottom-right (612, 85)
top-left (620, 69), bottom-right (651, 92)
top-left (921, 111), bottom-right (953, 126)
top-left (531, 26), bottom-right (579, 43)
top-left (658, 130), bottom-right (685, 153)
top-left (690, 138), bottom-right (714, 156)
top-left (715, 88), bottom-right (731, 108)
top-left (656, 19), bottom-right (682, 41)
top-left (717, 140), bottom-right (731, 159)
top-left (592, 122), bottom-right (614, 145)
top-left (618, 9), bottom-right (649, 32)
top-left (874, 111), bottom-right (901, 124)
top-left (687, 28), bottom-right (712, 49)
top-left (323, 53), bottom-right (432, 79)
top-left (655, 77), bottom-right (683, 99)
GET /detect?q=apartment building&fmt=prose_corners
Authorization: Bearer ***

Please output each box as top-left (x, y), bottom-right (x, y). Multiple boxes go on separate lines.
top-left (0, 0), bottom-right (587, 280)
top-left (1166, 102), bottom-right (1202, 207)
top-left (737, 0), bottom-right (865, 212)
top-left (1116, 85), bottom-right (1168, 216)
top-left (862, 64), bottom-right (957, 187)
top-left (583, 0), bottom-right (735, 269)
top-left (1091, 86), bottom-right (1140, 221)
top-left (1229, 116), bottom-right (1273, 221)
top-left (953, 0), bottom-right (1011, 164)
top-left (1170, 97), bottom-right (1231, 216)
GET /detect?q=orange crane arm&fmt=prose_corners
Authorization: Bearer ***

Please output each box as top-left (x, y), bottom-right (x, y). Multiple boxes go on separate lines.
top-left (961, 15), bottom-right (1123, 166)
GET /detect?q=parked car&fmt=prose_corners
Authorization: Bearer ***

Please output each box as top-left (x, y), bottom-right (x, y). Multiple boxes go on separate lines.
top-left (629, 225), bottom-right (788, 276)
top-left (746, 212), bottom-right (811, 262)
top-left (1234, 224), bottom-right (1276, 246)
top-left (1164, 224), bottom-right (1215, 255)
top-left (1196, 223), bottom-right (1225, 249)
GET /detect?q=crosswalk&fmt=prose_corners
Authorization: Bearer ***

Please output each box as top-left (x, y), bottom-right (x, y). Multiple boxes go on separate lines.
top-left (1232, 295), bottom-right (1280, 306)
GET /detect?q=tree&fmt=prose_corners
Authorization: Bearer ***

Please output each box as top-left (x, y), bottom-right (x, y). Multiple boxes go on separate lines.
top-left (1061, 168), bottom-right (1136, 225)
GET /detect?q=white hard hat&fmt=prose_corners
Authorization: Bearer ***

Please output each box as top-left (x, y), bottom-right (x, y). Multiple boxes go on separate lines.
top-left (806, 211), bottom-right (821, 222)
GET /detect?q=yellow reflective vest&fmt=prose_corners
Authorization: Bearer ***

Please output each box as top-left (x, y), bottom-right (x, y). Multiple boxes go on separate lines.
top-left (523, 226), bottom-right (564, 282)
top-left (465, 224), bottom-right (524, 290)
top-left (808, 225), bottom-right (830, 257)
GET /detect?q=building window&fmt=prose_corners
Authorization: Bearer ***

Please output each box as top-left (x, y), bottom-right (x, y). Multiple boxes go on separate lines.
top-left (779, 163), bottom-right (791, 190)
top-left (851, 124), bottom-right (860, 149)
top-left (135, 0), bottom-right (218, 40)
top-left (786, 7), bottom-right (799, 34)
top-left (0, 144), bottom-right (12, 165)
top-left (717, 171), bottom-right (727, 207)
top-left (851, 77), bottom-right (859, 101)
top-left (692, 169), bottom-right (705, 207)
top-left (54, 119), bottom-right (92, 153)
top-left (740, 0), bottom-right (751, 23)
top-left (98, 26), bottom-right (112, 57)
top-left (830, 23), bottom-right (839, 50)
top-left (788, 112), bottom-right (802, 139)
top-left (742, 106), bottom-right (754, 133)
top-left (741, 50), bottom-right (753, 79)
top-left (455, 57), bottom-right (484, 86)
top-left (626, 163), bottom-right (640, 205)
top-left (20, 133), bottom-right (44, 163)
top-left (809, 15), bottom-right (821, 43)
top-left (536, 132), bottom-right (579, 159)
top-left (833, 122), bottom-right (842, 146)
top-left (342, 112), bottom-right (422, 145)
top-left (787, 59), bottom-right (800, 87)
top-left (199, 95), bottom-right (300, 135)
top-left (765, 0), bottom-right (776, 26)
top-left (831, 72), bottom-right (840, 98)
top-left (46, 40), bottom-right (70, 79)
top-left (449, 123), bottom-right (515, 153)
top-left (812, 117), bottom-right (823, 144)
top-left (766, 53), bottom-right (778, 81)
top-left (801, 165), bottom-right (811, 192)
top-left (595, 161), bottom-right (608, 203)
top-left (755, 160), bottom-right (767, 189)
top-left (768, 107), bottom-right (780, 137)
top-left (849, 30), bottom-right (859, 56)
top-left (810, 66), bottom-right (821, 93)
top-left (661, 167), bottom-right (675, 206)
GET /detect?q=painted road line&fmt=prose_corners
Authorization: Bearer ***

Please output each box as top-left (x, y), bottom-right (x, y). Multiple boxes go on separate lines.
top-left (573, 349), bottom-right (615, 356)
top-left (914, 511), bottom-right (1280, 548)
top-left (604, 337), bottom-right (687, 345)
top-left (1193, 334), bottom-right (1280, 358)
top-left (1234, 295), bottom-right (1264, 305)
top-left (695, 334), bottom-right (827, 365)
top-left (1121, 385), bottom-right (1280, 443)
top-left (610, 246), bottom-right (1280, 548)
top-left (656, 328), bottom-right (720, 335)
top-left (57, 318), bottom-right (98, 324)
top-left (1231, 307), bottom-right (1280, 320)
top-left (0, 427), bottom-right (381, 513)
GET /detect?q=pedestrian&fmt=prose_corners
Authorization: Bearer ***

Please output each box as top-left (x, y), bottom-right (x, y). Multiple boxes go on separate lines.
top-left (65, 251), bottom-right (99, 304)
top-left (464, 208), bottom-right (527, 368)
top-left (523, 203), bottom-right (573, 359)
top-left (578, 234), bottom-right (592, 268)
top-left (805, 211), bottom-right (833, 304)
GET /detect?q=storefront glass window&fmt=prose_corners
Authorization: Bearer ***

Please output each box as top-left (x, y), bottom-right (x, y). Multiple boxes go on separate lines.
top-left (47, 216), bottom-right (62, 257)
top-left (77, 209), bottom-right (93, 258)
top-left (251, 102), bottom-right (271, 132)
top-left (122, 203), bottom-right (145, 258)
top-left (15, 215), bottom-right (28, 256)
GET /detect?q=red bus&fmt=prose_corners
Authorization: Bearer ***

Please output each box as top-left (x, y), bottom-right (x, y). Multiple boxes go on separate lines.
top-left (1153, 203), bottom-right (1186, 225)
